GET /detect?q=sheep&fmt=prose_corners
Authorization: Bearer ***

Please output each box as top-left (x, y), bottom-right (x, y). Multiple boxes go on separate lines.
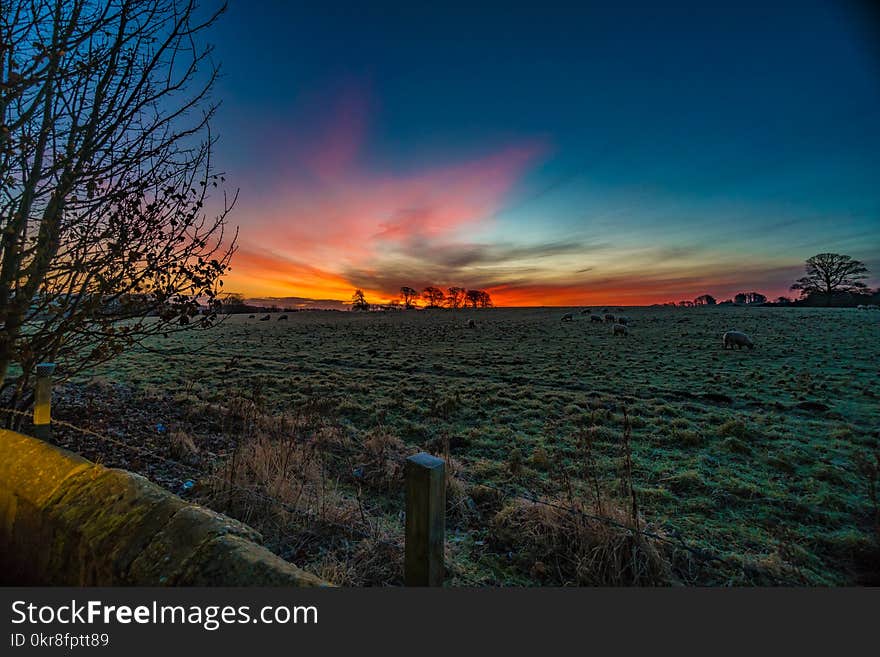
top-left (580, 308), bottom-right (591, 315)
top-left (857, 305), bottom-right (866, 310)
top-left (868, 304), bottom-right (879, 310)
top-left (560, 312), bottom-right (574, 322)
top-left (467, 319), bottom-right (476, 329)
top-left (722, 330), bottom-right (754, 350)
top-left (590, 314), bottom-right (603, 323)
top-left (616, 316), bottom-right (629, 326)
top-left (611, 323), bottom-right (628, 336)
top-left (604, 313), bottom-right (616, 323)
top-left (278, 314), bottom-right (288, 320)
top-left (248, 314), bottom-right (255, 319)
top-left (259, 314), bottom-right (270, 321)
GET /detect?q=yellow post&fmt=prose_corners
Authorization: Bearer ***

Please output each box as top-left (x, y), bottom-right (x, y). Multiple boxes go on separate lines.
top-left (33, 362), bottom-right (56, 440)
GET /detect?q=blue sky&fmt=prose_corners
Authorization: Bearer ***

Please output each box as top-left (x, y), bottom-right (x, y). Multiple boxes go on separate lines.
top-left (207, 0), bottom-right (880, 305)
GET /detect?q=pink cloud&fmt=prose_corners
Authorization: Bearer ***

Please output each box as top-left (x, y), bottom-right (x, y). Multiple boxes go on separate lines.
top-left (240, 88), bottom-right (547, 269)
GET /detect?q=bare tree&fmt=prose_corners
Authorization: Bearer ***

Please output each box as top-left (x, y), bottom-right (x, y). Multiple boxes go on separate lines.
top-left (445, 286), bottom-right (465, 309)
top-left (421, 286), bottom-right (445, 308)
top-left (399, 286), bottom-right (417, 309)
top-left (734, 292), bottom-right (767, 305)
top-left (0, 0), bottom-right (237, 418)
top-left (790, 253), bottom-right (869, 303)
top-left (221, 292), bottom-right (246, 313)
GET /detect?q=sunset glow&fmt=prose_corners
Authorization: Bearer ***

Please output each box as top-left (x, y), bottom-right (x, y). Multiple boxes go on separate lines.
top-left (211, 2), bottom-right (880, 307)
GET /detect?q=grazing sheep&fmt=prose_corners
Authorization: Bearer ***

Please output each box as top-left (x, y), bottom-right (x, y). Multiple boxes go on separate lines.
top-left (467, 319), bottom-right (476, 329)
top-left (278, 314), bottom-right (288, 320)
top-left (868, 304), bottom-right (879, 310)
top-left (580, 308), bottom-right (591, 315)
top-left (248, 314), bottom-right (255, 319)
top-left (260, 314), bottom-right (270, 321)
top-left (560, 312), bottom-right (574, 322)
top-left (590, 314), bottom-right (603, 323)
top-left (604, 313), bottom-right (616, 323)
top-left (722, 330), bottom-right (754, 350)
top-left (857, 305), bottom-right (866, 310)
top-left (616, 316), bottom-right (629, 325)
top-left (611, 323), bottom-right (628, 336)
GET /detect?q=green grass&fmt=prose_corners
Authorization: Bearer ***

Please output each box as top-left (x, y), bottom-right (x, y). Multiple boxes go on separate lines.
top-left (78, 305), bottom-right (880, 584)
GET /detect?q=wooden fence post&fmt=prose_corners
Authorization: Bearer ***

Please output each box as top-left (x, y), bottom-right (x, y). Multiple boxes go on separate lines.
top-left (33, 362), bottom-right (56, 440)
top-left (405, 452), bottom-right (445, 586)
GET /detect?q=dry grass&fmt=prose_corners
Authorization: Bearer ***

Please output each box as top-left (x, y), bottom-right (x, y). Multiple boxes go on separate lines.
top-left (168, 429), bottom-right (199, 463)
top-left (489, 495), bottom-right (671, 586)
top-left (313, 538), bottom-right (404, 586)
top-left (193, 404), bottom-right (410, 585)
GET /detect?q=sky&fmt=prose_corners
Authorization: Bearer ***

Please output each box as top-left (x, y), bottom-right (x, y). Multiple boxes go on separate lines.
top-left (206, 0), bottom-right (880, 307)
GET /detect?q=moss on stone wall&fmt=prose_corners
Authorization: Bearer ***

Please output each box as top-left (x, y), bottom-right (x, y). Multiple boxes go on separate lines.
top-left (0, 429), bottom-right (328, 587)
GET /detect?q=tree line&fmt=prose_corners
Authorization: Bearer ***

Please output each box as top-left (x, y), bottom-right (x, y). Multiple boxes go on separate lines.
top-left (350, 286), bottom-right (494, 311)
top-left (663, 253), bottom-right (875, 308)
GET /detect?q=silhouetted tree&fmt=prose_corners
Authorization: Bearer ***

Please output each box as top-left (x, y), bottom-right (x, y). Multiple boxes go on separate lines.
top-left (693, 294), bottom-right (716, 306)
top-left (221, 293), bottom-right (247, 313)
top-left (400, 286), bottom-right (418, 309)
top-left (351, 289), bottom-right (370, 311)
top-left (422, 286), bottom-right (445, 308)
top-left (678, 300), bottom-right (694, 307)
top-left (465, 289), bottom-right (482, 309)
top-left (446, 286), bottom-right (466, 309)
top-left (734, 292), bottom-right (767, 305)
top-left (477, 290), bottom-right (493, 308)
top-left (790, 253), bottom-right (869, 304)
top-left (0, 0), bottom-right (236, 415)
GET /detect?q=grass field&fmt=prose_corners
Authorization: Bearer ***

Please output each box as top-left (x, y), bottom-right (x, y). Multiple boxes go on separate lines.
top-left (70, 306), bottom-right (880, 585)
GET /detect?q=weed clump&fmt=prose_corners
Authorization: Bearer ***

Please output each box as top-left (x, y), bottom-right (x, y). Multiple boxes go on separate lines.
top-left (675, 429), bottom-right (703, 447)
top-left (718, 418), bottom-right (762, 443)
top-left (529, 446), bottom-right (551, 470)
top-left (489, 496), bottom-right (671, 586)
top-left (508, 448), bottom-right (524, 475)
top-left (357, 427), bottom-right (408, 491)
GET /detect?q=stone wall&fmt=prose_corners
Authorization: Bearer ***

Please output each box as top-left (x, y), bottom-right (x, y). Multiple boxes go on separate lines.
top-left (0, 429), bottom-right (328, 586)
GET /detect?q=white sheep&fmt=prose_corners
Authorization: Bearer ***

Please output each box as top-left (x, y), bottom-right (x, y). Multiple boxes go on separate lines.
top-left (560, 312), bottom-right (574, 322)
top-left (580, 308), bottom-right (591, 315)
top-left (722, 330), bottom-right (754, 350)
top-left (857, 304), bottom-right (866, 310)
top-left (590, 314), bottom-right (603, 323)
top-left (868, 304), bottom-right (879, 310)
top-left (616, 316), bottom-right (629, 325)
top-left (612, 323), bottom-right (628, 336)
top-left (604, 313), bottom-right (616, 323)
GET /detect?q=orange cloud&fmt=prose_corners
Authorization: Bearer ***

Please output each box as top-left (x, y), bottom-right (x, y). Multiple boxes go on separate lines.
top-left (225, 247), bottom-right (368, 300)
